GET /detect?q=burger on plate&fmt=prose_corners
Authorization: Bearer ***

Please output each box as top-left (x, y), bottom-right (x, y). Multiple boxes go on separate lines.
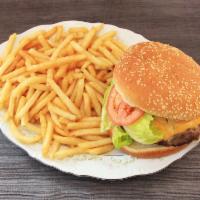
top-left (101, 41), bottom-right (200, 158)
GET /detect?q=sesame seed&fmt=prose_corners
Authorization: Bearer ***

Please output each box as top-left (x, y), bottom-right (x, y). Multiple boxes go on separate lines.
top-left (113, 41), bottom-right (200, 120)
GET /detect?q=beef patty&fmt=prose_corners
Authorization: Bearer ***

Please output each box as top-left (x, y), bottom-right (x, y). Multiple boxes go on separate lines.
top-left (159, 125), bottom-right (200, 146)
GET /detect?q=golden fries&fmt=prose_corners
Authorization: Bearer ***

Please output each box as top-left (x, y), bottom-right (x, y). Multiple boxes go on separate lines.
top-left (86, 144), bottom-right (114, 155)
top-left (78, 138), bottom-right (112, 149)
top-left (0, 23), bottom-right (127, 159)
top-left (42, 118), bottom-right (53, 156)
top-left (10, 119), bottom-right (42, 144)
top-left (53, 135), bottom-right (86, 145)
top-left (67, 121), bottom-right (100, 130)
top-left (70, 128), bottom-right (107, 136)
top-left (2, 33), bottom-right (17, 61)
top-left (47, 78), bottom-right (81, 117)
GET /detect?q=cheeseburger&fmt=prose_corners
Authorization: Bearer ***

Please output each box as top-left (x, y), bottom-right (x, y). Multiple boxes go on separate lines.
top-left (101, 41), bottom-right (200, 158)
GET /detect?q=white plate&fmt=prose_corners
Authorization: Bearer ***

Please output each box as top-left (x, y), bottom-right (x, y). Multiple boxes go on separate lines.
top-left (0, 21), bottom-right (199, 180)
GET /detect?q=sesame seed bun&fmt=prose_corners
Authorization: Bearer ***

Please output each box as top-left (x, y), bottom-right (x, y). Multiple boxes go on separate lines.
top-left (113, 42), bottom-right (200, 121)
top-left (121, 142), bottom-right (187, 158)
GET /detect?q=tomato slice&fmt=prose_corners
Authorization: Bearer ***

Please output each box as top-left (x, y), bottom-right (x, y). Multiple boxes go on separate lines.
top-left (107, 86), bottom-right (144, 126)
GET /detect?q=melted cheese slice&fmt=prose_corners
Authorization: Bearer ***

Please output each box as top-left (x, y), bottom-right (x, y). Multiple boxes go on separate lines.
top-left (153, 117), bottom-right (200, 140)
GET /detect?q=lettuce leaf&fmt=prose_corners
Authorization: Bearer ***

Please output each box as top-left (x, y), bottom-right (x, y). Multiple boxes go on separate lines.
top-left (100, 81), bottom-right (163, 146)
top-left (112, 126), bottom-right (133, 149)
top-left (100, 82), bottom-right (113, 132)
top-left (124, 114), bottom-right (164, 144)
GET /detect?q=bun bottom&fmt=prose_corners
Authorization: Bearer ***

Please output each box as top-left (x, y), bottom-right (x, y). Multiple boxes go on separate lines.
top-left (121, 142), bottom-right (188, 158)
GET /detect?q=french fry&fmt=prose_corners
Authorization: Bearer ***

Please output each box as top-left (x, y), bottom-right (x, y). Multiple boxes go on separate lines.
top-left (2, 33), bottom-right (17, 60)
top-left (1, 67), bottom-right (26, 81)
top-left (15, 96), bottom-right (26, 125)
top-left (61, 74), bottom-right (70, 92)
top-left (78, 138), bottom-right (112, 149)
top-left (10, 119), bottom-right (42, 144)
top-left (16, 90), bottom-right (42, 119)
top-left (51, 34), bottom-right (73, 59)
top-left (99, 56), bottom-right (113, 67)
top-left (30, 83), bottom-right (50, 91)
top-left (54, 25), bottom-right (64, 42)
top-left (66, 80), bottom-right (76, 96)
top-left (83, 92), bottom-right (91, 117)
top-left (48, 103), bottom-right (76, 121)
top-left (98, 46), bottom-right (118, 64)
top-left (104, 40), bottom-right (123, 58)
top-left (4, 55), bottom-right (21, 74)
top-left (25, 122), bottom-right (41, 134)
top-left (44, 26), bottom-right (57, 39)
top-left (74, 79), bottom-right (84, 107)
top-left (71, 41), bottom-right (111, 68)
top-left (12, 76), bottom-right (46, 98)
top-left (85, 84), bottom-right (101, 115)
top-left (82, 68), bottom-right (107, 88)
top-left (26, 87), bottom-right (35, 100)
top-left (59, 117), bottom-right (70, 125)
top-left (23, 39), bottom-right (40, 50)
top-left (53, 97), bottom-right (68, 111)
top-left (60, 44), bottom-right (75, 56)
top-left (19, 50), bottom-right (37, 64)
top-left (42, 118), bottom-right (53, 156)
top-left (53, 135), bottom-right (86, 145)
top-left (67, 121), bottom-right (100, 130)
top-left (87, 144), bottom-right (114, 155)
top-left (48, 140), bottom-right (60, 159)
top-left (96, 92), bottom-right (103, 104)
top-left (91, 31), bottom-right (116, 50)
top-left (81, 60), bottom-right (90, 70)
top-left (81, 116), bottom-right (101, 122)
top-left (87, 64), bottom-right (96, 77)
top-left (68, 27), bottom-right (88, 33)
top-left (28, 48), bottom-right (49, 61)
top-left (38, 33), bottom-right (51, 50)
top-left (70, 128), bottom-right (107, 136)
top-left (55, 65), bottom-right (68, 79)
top-left (48, 40), bottom-right (58, 48)
top-left (39, 113), bottom-right (46, 138)
top-left (81, 24), bottom-right (103, 49)
top-left (16, 59), bottom-right (25, 68)
top-left (88, 49), bottom-right (103, 57)
top-left (88, 81), bottom-right (105, 95)
top-left (70, 81), bottom-right (79, 102)
top-left (0, 81), bottom-right (12, 108)
top-left (37, 91), bottom-right (48, 102)
top-left (8, 93), bottom-right (16, 117)
top-left (55, 126), bottom-right (69, 137)
top-left (20, 110), bottom-right (29, 126)
top-left (81, 135), bottom-right (106, 141)
top-left (111, 38), bottom-right (128, 51)
top-left (72, 72), bottom-right (84, 79)
top-left (80, 102), bottom-right (85, 116)
top-left (43, 48), bottom-right (55, 56)
top-left (96, 70), bottom-right (107, 81)
top-left (47, 69), bottom-right (54, 79)
top-left (47, 78), bottom-right (81, 116)
top-left (29, 91), bottom-right (56, 118)
top-left (49, 108), bottom-right (62, 128)
top-left (0, 54), bottom-right (15, 76)
top-left (27, 54), bottom-right (86, 72)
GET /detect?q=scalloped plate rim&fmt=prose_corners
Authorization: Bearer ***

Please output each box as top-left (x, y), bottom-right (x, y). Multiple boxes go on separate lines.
top-left (0, 20), bottom-right (199, 180)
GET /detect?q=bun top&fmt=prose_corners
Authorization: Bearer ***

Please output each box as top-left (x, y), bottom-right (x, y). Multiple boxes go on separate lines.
top-left (113, 42), bottom-right (200, 121)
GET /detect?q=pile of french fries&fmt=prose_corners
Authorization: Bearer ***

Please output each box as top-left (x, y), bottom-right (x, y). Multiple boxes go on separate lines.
top-left (0, 23), bottom-right (127, 159)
